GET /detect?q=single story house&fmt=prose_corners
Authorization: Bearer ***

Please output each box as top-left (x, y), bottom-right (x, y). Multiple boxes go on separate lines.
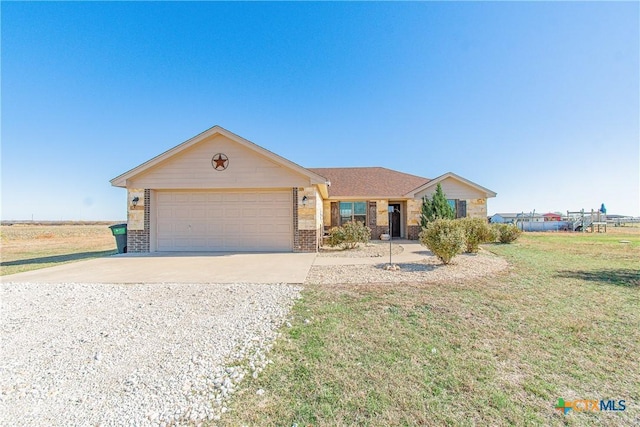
top-left (111, 126), bottom-right (496, 253)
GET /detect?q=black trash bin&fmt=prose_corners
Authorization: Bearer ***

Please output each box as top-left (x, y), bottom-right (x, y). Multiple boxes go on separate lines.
top-left (109, 224), bottom-right (127, 253)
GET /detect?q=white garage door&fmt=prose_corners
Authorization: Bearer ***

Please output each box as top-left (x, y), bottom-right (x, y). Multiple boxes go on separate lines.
top-left (156, 191), bottom-right (292, 251)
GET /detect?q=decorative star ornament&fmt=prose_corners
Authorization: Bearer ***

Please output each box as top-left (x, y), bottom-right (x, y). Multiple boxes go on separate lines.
top-left (211, 153), bottom-right (229, 171)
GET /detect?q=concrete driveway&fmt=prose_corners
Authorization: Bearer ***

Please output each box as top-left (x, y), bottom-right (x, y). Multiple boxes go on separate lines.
top-left (2, 252), bottom-right (317, 284)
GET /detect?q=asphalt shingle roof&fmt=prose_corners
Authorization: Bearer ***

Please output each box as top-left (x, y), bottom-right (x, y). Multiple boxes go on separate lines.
top-left (308, 167), bottom-right (430, 198)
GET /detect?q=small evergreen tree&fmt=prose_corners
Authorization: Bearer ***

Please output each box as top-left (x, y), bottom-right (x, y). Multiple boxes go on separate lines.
top-left (420, 197), bottom-right (433, 229)
top-left (420, 183), bottom-right (455, 228)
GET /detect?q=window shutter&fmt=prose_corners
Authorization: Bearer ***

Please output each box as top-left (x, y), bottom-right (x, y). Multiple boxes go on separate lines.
top-left (368, 201), bottom-right (376, 227)
top-left (457, 200), bottom-right (467, 218)
top-left (331, 202), bottom-right (339, 226)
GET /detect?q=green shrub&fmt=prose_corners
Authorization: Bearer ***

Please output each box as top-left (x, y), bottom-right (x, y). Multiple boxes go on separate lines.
top-left (460, 217), bottom-right (495, 253)
top-left (492, 223), bottom-right (522, 243)
top-left (419, 219), bottom-right (466, 264)
top-left (327, 221), bottom-right (371, 249)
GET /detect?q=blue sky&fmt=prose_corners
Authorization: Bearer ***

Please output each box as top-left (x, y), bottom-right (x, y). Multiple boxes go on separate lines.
top-left (2, 2), bottom-right (638, 220)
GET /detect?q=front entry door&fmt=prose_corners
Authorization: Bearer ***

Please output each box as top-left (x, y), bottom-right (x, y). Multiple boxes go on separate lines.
top-left (390, 203), bottom-right (401, 237)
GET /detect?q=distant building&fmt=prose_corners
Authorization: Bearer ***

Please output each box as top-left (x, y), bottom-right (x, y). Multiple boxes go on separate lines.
top-left (543, 212), bottom-right (562, 221)
top-left (516, 213), bottom-right (544, 222)
top-left (490, 212), bottom-right (544, 223)
top-left (490, 213), bottom-right (506, 223)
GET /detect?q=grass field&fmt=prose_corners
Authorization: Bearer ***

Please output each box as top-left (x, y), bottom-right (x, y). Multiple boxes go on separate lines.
top-left (0, 224), bottom-right (117, 276)
top-left (222, 230), bottom-right (639, 426)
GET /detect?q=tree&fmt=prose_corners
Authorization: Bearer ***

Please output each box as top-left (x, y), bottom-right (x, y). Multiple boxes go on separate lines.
top-left (420, 183), bottom-right (455, 228)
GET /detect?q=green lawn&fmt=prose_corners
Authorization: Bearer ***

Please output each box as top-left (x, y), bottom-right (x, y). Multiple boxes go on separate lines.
top-left (221, 232), bottom-right (639, 426)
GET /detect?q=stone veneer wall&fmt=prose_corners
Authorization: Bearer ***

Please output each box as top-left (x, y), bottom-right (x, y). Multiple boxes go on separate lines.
top-left (293, 187), bottom-right (318, 252)
top-left (406, 199), bottom-right (422, 241)
top-left (466, 198), bottom-right (487, 219)
top-left (127, 189), bottom-right (150, 253)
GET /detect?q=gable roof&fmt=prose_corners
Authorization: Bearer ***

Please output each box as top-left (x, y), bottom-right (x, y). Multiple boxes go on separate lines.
top-left (405, 172), bottom-right (497, 198)
top-left (308, 167), bottom-right (429, 198)
top-left (110, 125), bottom-right (329, 190)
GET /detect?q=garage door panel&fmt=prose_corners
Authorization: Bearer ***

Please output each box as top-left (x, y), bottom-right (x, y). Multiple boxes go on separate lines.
top-left (174, 210), bottom-right (191, 219)
top-left (258, 224), bottom-right (272, 233)
top-left (190, 239), bottom-right (208, 248)
top-left (191, 208), bottom-right (206, 218)
top-left (276, 194), bottom-right (291, 203)
top-left (157, 191), bottom-right (292, 251)
top-left (223, 193), bottom-right (240, 202)
top-left (242, 208), bottom-right (258, 217)
top-left (157, 193), bottom-right (174, 203)
top-left (261, 210), bottom-right (276, 219)
top-left (242, 224), bottom-right (258, 233)
top-left (229, 211), bottom-right (244, 219)
top-left (275, 208), bottom-right (290, 217)
top-left (172, 194), bottom-right (190, 203)
top-left (273, 224), bottom-right (291, 233)
top-left (173, 223), bottom-right (192, 233)
top-left (192, 224), bottom-right (207, 233)
top-left (173, 238), bottom-right (194, 248)
top-left (206, 208), bottom-right (223, 218)
top-left (207, 223), bottom-right (224, 233)
top-left (224, 223), bottom-right (242, 234)
top-left (191, 193), bottom-right (208, 203)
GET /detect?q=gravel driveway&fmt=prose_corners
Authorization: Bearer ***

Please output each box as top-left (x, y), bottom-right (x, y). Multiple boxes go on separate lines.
top-left (0, 282), bottom-right (300, 426)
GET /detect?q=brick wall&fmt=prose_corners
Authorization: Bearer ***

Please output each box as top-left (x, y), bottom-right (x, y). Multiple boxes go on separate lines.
top-left (297, 230), bottom-right (318, 252)
top-left (407, 225), bottom-right (421, 240)
top-left (293, 187), bottom-right (318, 252)
top-left (127, 189), bottom-right (150, 253)
top-left (370, 225), bottom-right (390, 240)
